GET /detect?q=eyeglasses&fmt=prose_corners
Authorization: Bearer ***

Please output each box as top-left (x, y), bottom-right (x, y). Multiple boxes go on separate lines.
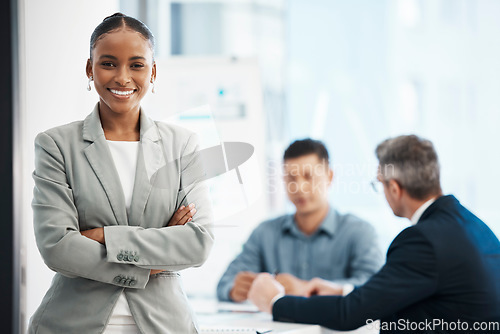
top-left (370, 179), bottom-right (384, 193)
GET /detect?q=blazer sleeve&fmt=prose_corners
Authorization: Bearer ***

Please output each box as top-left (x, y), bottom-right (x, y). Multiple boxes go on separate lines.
top-left (103, 132), bottom-right (215, 271)
top-left (32, 132), bottom-right (151, 289)
top-left (272, 227), bottom-right (439, 330)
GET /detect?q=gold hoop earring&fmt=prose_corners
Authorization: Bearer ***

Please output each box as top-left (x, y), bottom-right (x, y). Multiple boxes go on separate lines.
top-left (87, 76), bottom-right (93, 91)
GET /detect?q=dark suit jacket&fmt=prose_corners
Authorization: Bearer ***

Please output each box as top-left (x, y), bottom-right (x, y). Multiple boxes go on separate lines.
top-left (273, 195), bottom-right (500, 333)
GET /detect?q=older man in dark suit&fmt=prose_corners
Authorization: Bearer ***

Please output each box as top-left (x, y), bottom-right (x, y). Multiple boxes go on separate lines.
top-left (249, 135), bottom-right (500, 333)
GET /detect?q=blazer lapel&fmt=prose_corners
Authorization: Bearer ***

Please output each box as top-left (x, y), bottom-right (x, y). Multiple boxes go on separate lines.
top-left (128, 109), bottom-right (165, 226)
top-left (82, 104), bottom-right (129, 226)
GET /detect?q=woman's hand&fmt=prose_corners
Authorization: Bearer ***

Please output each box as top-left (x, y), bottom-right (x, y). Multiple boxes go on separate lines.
top-left (168, 203), bottom-right (196, 226)
top-left (150, 269), bottom-right (164, 275)
top-left (80, 227), bottom-right (105, 244)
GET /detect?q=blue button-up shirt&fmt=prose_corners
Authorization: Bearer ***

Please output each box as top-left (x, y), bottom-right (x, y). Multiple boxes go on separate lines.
top-left (216, 208), bottom-right (383, 301)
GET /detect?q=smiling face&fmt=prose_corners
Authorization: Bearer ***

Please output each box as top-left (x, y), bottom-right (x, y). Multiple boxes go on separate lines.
top-left (283, 154), bottom-right (333, 215)
top-left (86, 28), bottom-right (156, 116)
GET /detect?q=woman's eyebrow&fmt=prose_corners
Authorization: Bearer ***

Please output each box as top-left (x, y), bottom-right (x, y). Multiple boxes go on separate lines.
top-left (98, 55), bottom-right (146, 61)
top-left (129, 56), bottom-right (146, 61)
top-left (99, 54), bottom-right (117, 60)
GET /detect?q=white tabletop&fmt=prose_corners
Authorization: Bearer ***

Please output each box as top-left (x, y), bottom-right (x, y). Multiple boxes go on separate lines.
top-left (192, 298), bottom-right (378, 334)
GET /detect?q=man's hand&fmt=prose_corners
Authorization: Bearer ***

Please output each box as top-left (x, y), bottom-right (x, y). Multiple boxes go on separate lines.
top-left (275, 273), bottom-right (308, 296)
top-left (230, 271), bottom-right (258, 302)
top-left (304, 277), bottom-right (344, 297)
top-left (168, 203), bottom-right (196, 226)
top-left (80, 227), bottom-right (105, 244)
top-left (248, 273), bottom-right (285, 314)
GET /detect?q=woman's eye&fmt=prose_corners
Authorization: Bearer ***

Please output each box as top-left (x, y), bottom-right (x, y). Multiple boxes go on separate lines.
top-left (101, 62), bottom-right (114, 67)
top-left (131, 63), bottom-right (145, 69)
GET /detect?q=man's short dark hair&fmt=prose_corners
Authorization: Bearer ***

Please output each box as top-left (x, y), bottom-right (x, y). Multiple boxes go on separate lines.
top-left (283, 138), bottom-right (329, 164)
top-left (376, 134), bottom-right (441, 200)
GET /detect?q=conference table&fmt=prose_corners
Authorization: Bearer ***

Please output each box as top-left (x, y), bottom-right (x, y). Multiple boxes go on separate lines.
top-left (192, 298), bottom-right (378, 334)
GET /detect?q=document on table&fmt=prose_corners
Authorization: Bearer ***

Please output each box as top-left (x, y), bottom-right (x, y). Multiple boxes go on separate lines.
top-left (217, 301), bottom-right (260, 313)
top-left (200, 326), bottom-right (272, 333)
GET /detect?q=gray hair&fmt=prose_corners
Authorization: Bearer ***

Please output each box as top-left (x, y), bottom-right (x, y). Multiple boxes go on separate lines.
top-left (375, 135), bottom-right (441, 200)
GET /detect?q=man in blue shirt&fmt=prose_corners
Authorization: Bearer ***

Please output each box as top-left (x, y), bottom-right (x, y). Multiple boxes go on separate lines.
top-left (217, 139), bottom-right (383, 302)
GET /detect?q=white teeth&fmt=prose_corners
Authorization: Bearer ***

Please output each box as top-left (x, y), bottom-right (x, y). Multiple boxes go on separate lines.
top-left (110, 89), bottom-right (134, 96)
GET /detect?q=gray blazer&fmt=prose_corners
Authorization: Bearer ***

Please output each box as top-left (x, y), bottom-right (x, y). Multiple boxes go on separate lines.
top-left (28, 104), bottom-right (214, 334)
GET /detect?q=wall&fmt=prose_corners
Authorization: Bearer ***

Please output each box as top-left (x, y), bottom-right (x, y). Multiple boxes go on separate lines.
top-left (287, 0), bottom-right (500, 251)
top-left (21, 0), bottom-right (119, 328)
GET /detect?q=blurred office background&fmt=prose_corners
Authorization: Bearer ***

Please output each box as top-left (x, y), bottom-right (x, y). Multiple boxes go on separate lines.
top-left (13, 0), bottom-right (500, 331)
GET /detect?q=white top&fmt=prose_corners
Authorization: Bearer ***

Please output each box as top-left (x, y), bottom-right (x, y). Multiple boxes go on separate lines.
top-left (410, 197), bottom-right (436, 225)
top-left (105, 140), bottom-right (140, 327)
top-left (106, 140), bottom-right (140, 215)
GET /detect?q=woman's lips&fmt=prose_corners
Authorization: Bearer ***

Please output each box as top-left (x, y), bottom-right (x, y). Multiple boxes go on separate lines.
top-left (108, 88), bottom-right (136, 99)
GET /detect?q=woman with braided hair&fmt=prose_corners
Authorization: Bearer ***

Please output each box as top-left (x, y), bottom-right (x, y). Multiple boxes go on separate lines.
top-left (29, 13), bottom-right (213, 333)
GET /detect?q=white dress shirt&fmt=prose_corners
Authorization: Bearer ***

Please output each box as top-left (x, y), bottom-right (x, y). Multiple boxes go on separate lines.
top-left (410, 197), bottom-right (437, 225)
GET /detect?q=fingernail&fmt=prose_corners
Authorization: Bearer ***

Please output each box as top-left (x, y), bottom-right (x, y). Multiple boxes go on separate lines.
top-left (179, 206), bottom-right (185, 210)
top-left (189, 203), bottom-right (195, 208)
top-left (188, 218), bottom-right (192, 222)
top-left (190, 208), bottom-right (196, 214)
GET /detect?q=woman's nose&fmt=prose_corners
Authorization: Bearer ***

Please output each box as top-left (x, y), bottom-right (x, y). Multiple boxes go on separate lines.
top-left (114, 66), bottom-right (131, 86)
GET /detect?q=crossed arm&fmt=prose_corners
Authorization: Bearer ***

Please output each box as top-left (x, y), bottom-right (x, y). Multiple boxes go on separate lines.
top-left (33, 131), bottom-right (214, 289)
top-left (80, 204), bottom-right (197, 275)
